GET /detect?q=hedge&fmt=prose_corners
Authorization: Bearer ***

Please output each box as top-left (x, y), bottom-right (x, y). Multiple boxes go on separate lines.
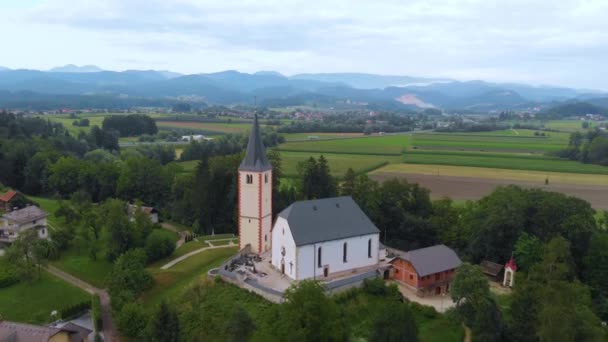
top-left (92, 294), bottom-right (103, 331)
top-left (60, 301), bottom-right (91, 319)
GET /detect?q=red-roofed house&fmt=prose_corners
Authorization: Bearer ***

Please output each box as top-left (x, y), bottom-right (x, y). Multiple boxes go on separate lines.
top-left (0, 191), bottom-right (19, 212)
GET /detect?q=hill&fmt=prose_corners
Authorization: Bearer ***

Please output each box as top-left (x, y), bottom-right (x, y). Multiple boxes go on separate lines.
top-left (49, 64), bottom-right (104, 73)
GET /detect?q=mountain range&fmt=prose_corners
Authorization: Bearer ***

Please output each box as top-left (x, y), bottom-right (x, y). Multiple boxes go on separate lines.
top-left (0, 66), bottom-right (606, 111)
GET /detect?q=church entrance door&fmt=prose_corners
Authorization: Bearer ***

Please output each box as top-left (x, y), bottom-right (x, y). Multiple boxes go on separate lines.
top-left (323, 266), bottom-right (329, 277)
top-left (280, 259), bottom-right (285, 274)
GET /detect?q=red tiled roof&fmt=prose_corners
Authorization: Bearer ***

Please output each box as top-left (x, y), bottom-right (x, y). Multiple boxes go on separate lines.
top-left (505, 257), bottom-right (517, 272)
top-left (0, 191), bottom-right (17, 203)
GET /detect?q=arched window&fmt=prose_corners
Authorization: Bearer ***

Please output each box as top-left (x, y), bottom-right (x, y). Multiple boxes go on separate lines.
top-left (264, 174), bottom-right (268, 183)
top-left (246, 174), bottom-right (253, 184)
top-left (368, 239), bottom-right (372, 258)
top-left (317, 247), bottom-right (322, 268)
top-left (343, 242), bottom-right (348, 263)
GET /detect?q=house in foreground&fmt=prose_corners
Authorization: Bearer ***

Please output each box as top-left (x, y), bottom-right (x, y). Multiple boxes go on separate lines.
top-left (0, 205), bottom-right (49, 243)
top-left (0, 319), bottom-right (91, 342)
top-left (390, 244), bottom-right (462, 297)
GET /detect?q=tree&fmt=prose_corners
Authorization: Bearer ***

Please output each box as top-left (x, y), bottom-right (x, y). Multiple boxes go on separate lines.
top-left (451, 263), bottom-right (505, 341)
top-left (369, 301), bottom-right (418, 342)
top-left (107, 248), bottom-right (153, 310)
top-left (297, 156), bottom-right (336, 200)
top-left (223, 306), bottom-right (255, 342)
top-left (101, 199), bottom-right (135, 261)
top-left (340, 168), bottom-right (357, 196)
top-left (6, 229), bottom-right (47, 281)
top-left (146, 301), bottom-right (180, 342)
top-left (277, 280), bottom-right (348, 341)
top-left (145, 230), bottom-right (176, 263)
top-left (510, 280), bottom-right (541, 342)
top-left (584, 232), bottom-right (608, 321)
top-left (117, 302), bottom-right (149, 339)
top-left (514, 233), bottom-right (544, 272)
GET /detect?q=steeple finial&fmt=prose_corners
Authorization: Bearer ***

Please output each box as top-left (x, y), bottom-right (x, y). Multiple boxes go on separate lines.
top-left (239, 113), bottom-right (272, 172)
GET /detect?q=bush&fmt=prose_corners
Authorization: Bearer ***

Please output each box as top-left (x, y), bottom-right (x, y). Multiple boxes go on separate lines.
top-left (92, 294), bottom-right (103, 331)
top-left (116, 302), bottom-right (149, 339)
top-left (60, 301), bottom-right (91, 319)
top-left (409, 301), bottom-right (438, 319)
top-left (145, 230), bottom-right (176, 263)
top-left (0, 264), bottom-right (20, 288)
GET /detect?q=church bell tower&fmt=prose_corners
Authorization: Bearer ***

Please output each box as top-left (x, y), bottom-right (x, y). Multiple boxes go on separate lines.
top-left (238, 114), bottom-right (272, 254)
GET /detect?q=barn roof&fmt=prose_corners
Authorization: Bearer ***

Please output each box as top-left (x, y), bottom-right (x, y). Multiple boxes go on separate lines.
top-left (0, 190), bottom-right (17, 203)
top-left (278, 196), bottom-right (379, 246)
top-left (239, 114), bottom-right (271, 172)
top-left (480, 260), bottom-right (503, 277)
top-left (392, 244), bottom-right (462, 277)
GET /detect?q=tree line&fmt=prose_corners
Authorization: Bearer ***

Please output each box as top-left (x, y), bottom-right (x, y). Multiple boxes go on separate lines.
top-left (557, 128), bottom-right (608, 166)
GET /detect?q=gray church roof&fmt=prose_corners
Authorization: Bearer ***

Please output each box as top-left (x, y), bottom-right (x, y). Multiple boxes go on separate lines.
top-left (239, 114), bottom-right (272, 172)
top-left (278, 196), bottom-right (380, 246)
top-left (393, 244), bottom-right (462, 277)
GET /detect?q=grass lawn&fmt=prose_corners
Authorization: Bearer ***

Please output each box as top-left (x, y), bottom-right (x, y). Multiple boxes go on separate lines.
top-left (51, 248), bottom-right (113, 288)
top-left (278, 151), bottom-right (403, 177)
top-left (371, 164), bottom-right (608, 186)
top-left (403, 150), bottom-right (608, 175)
top-left (208, 239), bottom-right (236, 246)
top-left (277, 134), bottom-right (411, 155)
top-left (200, 233), bottom-right (236, 241)
top-left (142, 247), bottom-right (238, 307)
top-left (0, 270), bottom-right (90, 324)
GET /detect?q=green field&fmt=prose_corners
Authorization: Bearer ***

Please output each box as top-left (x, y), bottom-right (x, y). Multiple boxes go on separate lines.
top-left (403, 150), bottom-right (608, 175)
top-left (156, 121), bottom-right (254, 134)
top-left (411, 132), bottom-right (567, 153)
top-left (0, 269), bottom-right (90, 324)
top-left (44, 115), bottom-right (107, 134)
top-left (142, 247), bottom-right (238, 307)
top-left (281, 132), bottom-right (365, 141)
top-left (280, 151), bottom-right (402, 177)
top-left (278, 135), bottom-right (411, 155)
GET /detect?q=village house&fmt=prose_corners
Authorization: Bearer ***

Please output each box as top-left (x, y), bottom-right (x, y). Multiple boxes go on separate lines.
top-left (0, 205), bottom-right (49, 243)
top-left (390, 244), bottom-right (462, 297)
top-left (0, 319), bottom-right (91, 342)
top-left (127, 203), bottom-right (159, 224)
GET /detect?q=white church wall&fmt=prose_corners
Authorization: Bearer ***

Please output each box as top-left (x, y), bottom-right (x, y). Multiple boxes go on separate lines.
top-left (271, 217), bottom-right (297, 279)
top-left (296, 233), bottom-right (379, 280)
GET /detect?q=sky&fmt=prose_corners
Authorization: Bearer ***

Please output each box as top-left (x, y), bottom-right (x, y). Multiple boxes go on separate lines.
top-left (1, 0), bottom-right (607, 90)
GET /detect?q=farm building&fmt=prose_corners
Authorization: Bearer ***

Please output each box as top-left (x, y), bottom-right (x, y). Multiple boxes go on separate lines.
top-left (480, 260), bottom-right (504, 281)
top-left (0, 205), bottom-right (49, 243)
top-left (0, 190), bottom-right (23, 212)
top-left (0, 319), bottom-right (91, 342)
top-left (127, 203), bottom-right (159, 223)
top-left (390, 244), bottom-right (462, 297)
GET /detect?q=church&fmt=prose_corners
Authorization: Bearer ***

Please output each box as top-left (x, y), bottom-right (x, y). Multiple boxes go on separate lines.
top-left (238, 115), bottom-right (380, 281)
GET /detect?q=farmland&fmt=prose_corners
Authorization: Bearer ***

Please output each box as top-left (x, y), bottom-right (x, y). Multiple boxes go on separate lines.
top-left (155, 121), bottom-right (253, 134)
top-left (279, 151), bottom-right (402, 177)
top-left (277, 134), bottom-right (411, 155)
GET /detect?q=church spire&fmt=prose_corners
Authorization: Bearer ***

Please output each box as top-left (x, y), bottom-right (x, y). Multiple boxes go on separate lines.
top-left (239, 114), bottom-right (272, 172)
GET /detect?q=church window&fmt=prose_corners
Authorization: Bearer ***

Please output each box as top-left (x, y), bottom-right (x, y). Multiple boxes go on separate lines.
top-left (265, 234), bottom-right (267, 242)
top-left (343, 242), bottom-right (348, 263)
top-left (264, 174), bottom-right (268, 183)
top-left (368, 239), bottom-right (372, 258)
top-left (318, 247), bottom-right (322, 268)
top-left (246, 174), bottom-right (253, 184)
top-left (282, 228), bottom-right (285, 235)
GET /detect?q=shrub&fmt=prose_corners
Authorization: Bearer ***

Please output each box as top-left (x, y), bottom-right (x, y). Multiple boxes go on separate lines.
top-left (92, 294), bottom-right (103, 331)
top-left (145, 230), bottom-right (176, 263)
top-left (409, 301), bottom-right (438, 319)
top-left (0, 264), bottom-right (20, 288)
top-left (60, 301), bottom-right (91, 319)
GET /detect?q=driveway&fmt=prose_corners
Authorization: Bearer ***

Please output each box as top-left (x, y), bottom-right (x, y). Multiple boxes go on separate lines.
top-left (46, 265), bottom-right (121, 342)
top-left (391, 281), bottom-right (456, 313)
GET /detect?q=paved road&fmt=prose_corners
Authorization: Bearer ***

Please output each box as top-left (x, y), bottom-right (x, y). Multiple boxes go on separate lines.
top-left (46, 265), bottom-right (120, 342)
top-left (160, 244), bottom-right (234, 270)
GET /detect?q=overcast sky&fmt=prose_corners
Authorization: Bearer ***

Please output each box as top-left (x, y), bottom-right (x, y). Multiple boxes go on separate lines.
top-left (1, 0), bottom-right (607, 89)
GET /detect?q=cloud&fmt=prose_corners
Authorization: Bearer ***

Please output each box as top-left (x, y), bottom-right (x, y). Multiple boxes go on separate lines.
top-left (0, 0), bottom-right (607, 89)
